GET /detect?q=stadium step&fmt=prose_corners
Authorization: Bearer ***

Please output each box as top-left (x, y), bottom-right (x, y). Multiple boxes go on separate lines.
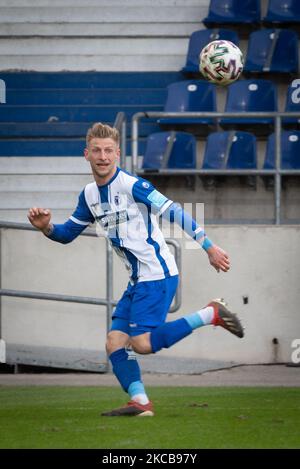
top-left (0, 22), bottom-right (198, 38)
top-left (0, 175), bottom-right (93, 192)
top-left (0, 156), bottom-right (89, 174)
top-left (0, 38), bottom-right (188, 55)
top-left (0, 209), bottom-right (73, 223)
top-left (0, 0), bottom-right (206, 71)
top-left (0, 5), bottom-right (203, 23)
top-left (0, 42), bottom-right (187, 72)
top-left (0, 191), bottom-right (80, 210)
top-left (0, 0), bottom-right (202, 6)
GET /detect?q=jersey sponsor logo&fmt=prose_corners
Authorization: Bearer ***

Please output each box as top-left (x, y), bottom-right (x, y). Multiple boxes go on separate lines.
top-left (147, 189), bottom-right (168, 209)
top-left (99, 209), bottom-right (128, 230)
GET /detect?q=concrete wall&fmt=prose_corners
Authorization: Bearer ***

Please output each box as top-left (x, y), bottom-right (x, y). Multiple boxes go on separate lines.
top-left (1, 225), bottom-right (300, 366)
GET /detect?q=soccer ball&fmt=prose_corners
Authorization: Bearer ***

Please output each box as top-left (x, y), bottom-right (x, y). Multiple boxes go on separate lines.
top-left (199, 40), bottom-right (243, 86)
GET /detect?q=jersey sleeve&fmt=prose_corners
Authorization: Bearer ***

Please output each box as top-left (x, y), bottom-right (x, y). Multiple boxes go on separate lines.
top-left (162, 202), bottom-right (213, 251)
top-left (132, 178), bottom-right (173, 215)
top-left (46, 190), bottom-right (94, 244)
top-left (69, 190), bottom-right (94, 226)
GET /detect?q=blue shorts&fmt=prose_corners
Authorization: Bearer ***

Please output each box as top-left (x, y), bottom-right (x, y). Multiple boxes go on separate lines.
top-left (111, 275), bottom-right (179, 336)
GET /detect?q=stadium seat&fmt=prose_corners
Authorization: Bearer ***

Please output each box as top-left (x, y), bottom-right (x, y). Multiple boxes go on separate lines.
top-left (263, 0), bottom-right (300, 27)
top-left (244, 29), bottom-right (299, 75)
top-left (264, 131), bottom-right (300, 169)
top-left (202, 131), bottom-right (257, 169)
top-left (282, 81), bottom-right (300, 129)
top-left (219, 79), bottom-right (277, 135)
top-left (158, 80), bottom-right (217, 136)
top-left (142, 131), bottom-right (196, 170)
top-left (203, 0), bottom-right (261, 28)
top-left (182, 28), bottom-right (239, 75)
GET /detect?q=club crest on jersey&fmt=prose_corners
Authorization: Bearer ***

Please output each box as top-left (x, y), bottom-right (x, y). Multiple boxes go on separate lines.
top-left (114, 195), bottom-right (120, 205)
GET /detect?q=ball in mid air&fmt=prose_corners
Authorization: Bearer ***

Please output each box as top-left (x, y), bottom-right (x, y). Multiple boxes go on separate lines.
top-left (199, 40), bottom-right (244, 86)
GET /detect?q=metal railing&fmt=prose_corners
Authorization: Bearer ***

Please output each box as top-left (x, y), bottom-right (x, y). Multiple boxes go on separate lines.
top-left (0, 221), bottom-right (181, 371)
top-left (132, 111), bottom-right (300, 225)
top-left (114, 111), bottom-right (127, 169)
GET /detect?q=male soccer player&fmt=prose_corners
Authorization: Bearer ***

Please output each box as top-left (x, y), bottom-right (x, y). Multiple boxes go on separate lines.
top-left (28, 122), bottom-right (243, 417)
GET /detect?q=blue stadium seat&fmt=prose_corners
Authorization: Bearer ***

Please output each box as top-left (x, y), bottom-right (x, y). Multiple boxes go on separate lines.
top-left (158, 80), bottom-right (217, 136)
top-left (142, 131), bottom-right (196, 170)
top-left (220, 79), bottom-right (277, 135)
top-left (202, 131), bottom-right (257, 169)
top-left (263, 0), bottom-right (300, 26)
top-left (182, 28), bottom-right (239, 74)
top-left (203, 0), bottom-right (261, 27)
top-left (282, 81), bottom-right (300, 129)
top-left (264, 131), bottom-right (300, 169)
top-left (244, 29), bottom-right (299, 74)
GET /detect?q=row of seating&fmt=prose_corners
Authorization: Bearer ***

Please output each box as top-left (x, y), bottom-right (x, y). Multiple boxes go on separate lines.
top-left (183, 28), bottom-right (299, 75)
top-left (0, 79), bottom-right (300, 144)
top-left (203, 0), bottom-right (300, 27)
top-left (1, 72), bottom-right (299, 159)
top-left (142, 130), bottom-right (300, 171)
top-left (158, 79), bottom-right (300, 137)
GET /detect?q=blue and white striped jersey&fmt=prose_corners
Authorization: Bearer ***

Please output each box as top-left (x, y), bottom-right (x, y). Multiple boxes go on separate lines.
top-left (48, 167), bottom-right (212, 282)
top-left (53, 167), bottom-right (179, 283)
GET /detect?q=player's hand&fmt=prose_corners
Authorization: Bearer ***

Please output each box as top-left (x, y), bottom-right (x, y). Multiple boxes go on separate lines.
top-left (206, 245), bottom-right (230, 273)
top-left (27, 207), bottom-right (52, 233)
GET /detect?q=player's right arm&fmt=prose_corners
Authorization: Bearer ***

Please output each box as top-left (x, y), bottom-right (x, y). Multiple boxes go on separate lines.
top-left (27, 207), bottom-right (53, 234)
top-left (27, 190), bottom-right (94, 244)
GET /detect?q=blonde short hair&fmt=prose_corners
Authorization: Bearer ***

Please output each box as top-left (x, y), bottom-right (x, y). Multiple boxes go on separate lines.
top-left (86, 122), bottom-right (120, 147)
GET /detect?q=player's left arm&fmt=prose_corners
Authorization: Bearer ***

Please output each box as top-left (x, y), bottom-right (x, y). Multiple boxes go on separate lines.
top-left (163, 202), bottom-right (230, 273)
top-left (132, 179), bottom-right (229, 273)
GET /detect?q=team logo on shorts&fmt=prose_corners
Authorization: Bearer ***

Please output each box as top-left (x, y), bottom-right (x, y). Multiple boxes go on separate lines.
top-left (142, 182), bottom-right (150, 189)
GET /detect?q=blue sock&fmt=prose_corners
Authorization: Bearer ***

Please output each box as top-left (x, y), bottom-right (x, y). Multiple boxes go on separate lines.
top-left (184, 312), bottom-right (205, 330)
top-left (128, 381), bottom-right (146, 397)
top-left (109, 348), bottom-right (142, 393)
top-left (150, 318), bottom-right (193, 353)
top-left (127, 380), bottom-right (149, 404)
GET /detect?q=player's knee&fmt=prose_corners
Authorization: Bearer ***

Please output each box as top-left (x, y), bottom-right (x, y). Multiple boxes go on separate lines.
top-left (130, 333), bottom-right (151, 355)
top-left (106, 331), bottom-right (128, 355)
